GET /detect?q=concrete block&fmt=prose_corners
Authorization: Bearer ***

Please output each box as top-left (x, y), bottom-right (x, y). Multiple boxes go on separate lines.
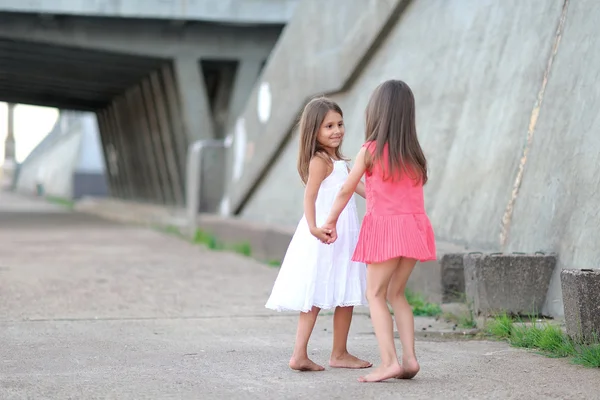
top-left (408, 260), bottom-right (442, 304)
top-left (407, 252), bottom-right (467, 304)
top-left (463, 253), bottom-right (556, 316)
top-left (441, 253), bottom-right (466, 303)
top-left (561, 269), bottom-right (600, 343)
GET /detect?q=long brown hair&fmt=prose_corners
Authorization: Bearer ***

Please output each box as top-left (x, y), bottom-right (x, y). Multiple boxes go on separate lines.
top-left (297, 97), bottom-right (346, 184)
top-left (364, 80), bottom-right (428, 184)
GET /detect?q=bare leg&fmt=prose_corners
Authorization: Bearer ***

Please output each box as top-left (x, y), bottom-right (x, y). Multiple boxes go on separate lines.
top-left (329, 306), bottom-right (372, 369)
top-left (387, 257), bottom-right (420, 379)
top-left (289, 306), bottom-right (325, 371)
top-left (358, 258), bottom-right (404, 383)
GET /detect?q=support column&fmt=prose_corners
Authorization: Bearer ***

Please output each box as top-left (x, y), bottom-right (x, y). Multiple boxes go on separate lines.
top-left (226, 58), bottom-right (264, 133)
top-left (141, 78), bottom-right (174, 205)
top-left (128, 85), bottom-right (164, 204)
top-left (96, 108), bottom-right (123, 198)
top-left (150, 71), bottom-right (184, 206)
top-left (173, 56), bottom-right (215, 141)
top-left (3, 103), bottom-right (16, 185)
top-left (112, 95), bottom-right (139, 201)
top-left (106, 101), bottom-right (134, 200)
top-left (95, 110), bottom-right (115, 196)
top-left (124, 88), bottom-right (153, 202)
top-left (161, 64), bottom-right (188, 181)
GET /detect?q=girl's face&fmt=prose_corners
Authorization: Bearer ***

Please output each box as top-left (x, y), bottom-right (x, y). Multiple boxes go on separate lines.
top-left (317, 110), bottom-right (344, 152)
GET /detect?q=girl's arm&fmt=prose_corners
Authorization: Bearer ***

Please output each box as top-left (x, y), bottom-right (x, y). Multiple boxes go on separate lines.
top-left (347, 164), bottom-right (366, 198)
top-left (355, 180), bottom-right (366, 198)
top-left (305, 156), bottom-right (333, 243)
top-left (323, 148), bottom-right (368, 241)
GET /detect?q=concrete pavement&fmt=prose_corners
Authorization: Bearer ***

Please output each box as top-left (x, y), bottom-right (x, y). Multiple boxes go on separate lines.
top-left (0, 191), bottom-right (598, 399)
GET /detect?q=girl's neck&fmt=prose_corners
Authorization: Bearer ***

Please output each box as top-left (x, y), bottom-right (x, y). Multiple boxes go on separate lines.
top-left (321, 148), bottom-right (338, 159)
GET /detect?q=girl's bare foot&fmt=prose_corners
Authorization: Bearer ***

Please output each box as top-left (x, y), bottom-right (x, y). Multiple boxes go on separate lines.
top-left (358, 363), bottom-right (403, 382)
top-left (329, 352), bottom-right (372, 369)
top-left (289, 357), bottom-right (325, 371)
top-left (398, 358), bottom-right (420, 379)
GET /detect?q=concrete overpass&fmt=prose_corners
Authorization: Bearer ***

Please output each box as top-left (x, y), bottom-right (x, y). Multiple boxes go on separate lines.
top-left (0, 0), bottom-right (298, 208)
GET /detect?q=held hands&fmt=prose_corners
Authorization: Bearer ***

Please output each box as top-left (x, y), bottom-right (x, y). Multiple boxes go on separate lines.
top-left (310, 226), bottom-right (333, 244)
top-left (309, 222), bottom-right (338, 244)
top-left (321, 221), bottom-right (338, 244)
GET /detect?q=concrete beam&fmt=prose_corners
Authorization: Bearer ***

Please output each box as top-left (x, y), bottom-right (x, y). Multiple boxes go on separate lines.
top-left (0, 93), bottom-right (103, 111)
top-left (174, 57), bottom-right (215, 141)
top-left (0, 14), bottom-right (282, 59)
top-left (221, 0), bottom-right (409, 214)
top-left (0, 0), bottom-right (299, 24)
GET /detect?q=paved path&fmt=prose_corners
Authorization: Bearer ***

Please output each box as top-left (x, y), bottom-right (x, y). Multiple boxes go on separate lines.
top-left (0, 191), bottom-right (598, 399)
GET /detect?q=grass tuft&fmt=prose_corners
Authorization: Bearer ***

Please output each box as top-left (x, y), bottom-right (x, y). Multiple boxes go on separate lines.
top-left (405, 289), bottom-right (442, 317)
top-left (486, 313), bottom-right (600, 368)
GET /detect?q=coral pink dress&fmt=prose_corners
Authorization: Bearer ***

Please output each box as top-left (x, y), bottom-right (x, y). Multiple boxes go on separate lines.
top-left (352, 142), bottom-right (436, 264)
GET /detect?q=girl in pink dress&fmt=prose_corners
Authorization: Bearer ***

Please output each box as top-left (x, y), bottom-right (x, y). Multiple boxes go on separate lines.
top-left (322, 80), bottom-right (436, 383)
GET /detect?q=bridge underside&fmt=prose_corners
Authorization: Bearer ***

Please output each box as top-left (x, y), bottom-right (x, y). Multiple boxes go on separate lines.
top-left (0, 12), bottom-right (281, 209)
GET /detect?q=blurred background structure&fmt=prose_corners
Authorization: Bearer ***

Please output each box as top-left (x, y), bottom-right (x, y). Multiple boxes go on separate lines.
top-left (1, 0), bottom-right (598, 319)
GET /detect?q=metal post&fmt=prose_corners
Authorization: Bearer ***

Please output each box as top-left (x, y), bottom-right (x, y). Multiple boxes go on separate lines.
top-left (186, 139), bottom-right (225, 238)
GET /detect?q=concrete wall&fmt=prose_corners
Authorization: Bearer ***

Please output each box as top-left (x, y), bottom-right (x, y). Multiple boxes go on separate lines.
top-left (15, 111), bottom-right (108, 200)
top-left (238, 0), bottom-right (599, 317)
top-left (15, 117), bottom-right (82, 199)
top-left (0, 0), bottom-right (299, 24)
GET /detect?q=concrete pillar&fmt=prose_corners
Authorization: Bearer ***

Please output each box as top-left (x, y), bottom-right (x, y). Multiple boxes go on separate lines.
top-left (226, 58), bottom-right (264, 133)
top-left (3, 102), bottom-right (16, 184)
top-left (112, 96), bottom-right (140, 201)
top-left (124, 89), bottom-right (154, 202)
top-left (141, 78), bottom-right (174, 205)
top-left (4, 102), bottom-right (15, 163)
top-left (95, 110), bottom-right (117, 197)
top-left (173, 56), bottom-right (215, 141)
top-left (149, 71), bottom-right (184, 206)
top-left (161, 65), bottom-right (188, 182)
top-left (97, 108), bottom-right (125, 198)
top-left (127, 85), bottom-right (164, 204)
top-left (106, 102), bottom-right (134, 200)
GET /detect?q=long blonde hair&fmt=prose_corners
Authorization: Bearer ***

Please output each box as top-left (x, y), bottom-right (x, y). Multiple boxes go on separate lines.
top-left (297, 97), bottom-right (346, 184)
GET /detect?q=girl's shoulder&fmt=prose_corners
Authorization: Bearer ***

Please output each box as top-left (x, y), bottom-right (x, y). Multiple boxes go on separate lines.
top-left (362, 140), bottom-right (377, 152)
top-left (308, 152), bottom-right (334, 175)
top-left (310, 152), bottom-right (333, 166)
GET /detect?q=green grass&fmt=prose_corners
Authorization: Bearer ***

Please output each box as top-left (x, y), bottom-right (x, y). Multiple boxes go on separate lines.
top-left (405, 289), bottom-right (442, 317)
top-left (191, 229), bottom-right (253, 257)
top-left (46, 196), bottom-right (75, 209)
top-left (487, 312), bottom-right (513, 339)
top-left (573, 343), bottom-right (600, 368)
top-left (486, 313), bottom-right (600, 368)
top-left (192, 229), bottom-right (222, 250)
top-left (266, 260), bottom-right (282, 268)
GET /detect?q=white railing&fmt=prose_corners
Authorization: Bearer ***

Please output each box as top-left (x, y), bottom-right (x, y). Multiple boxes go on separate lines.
top-left (185, 139), bottom-right (226, 238)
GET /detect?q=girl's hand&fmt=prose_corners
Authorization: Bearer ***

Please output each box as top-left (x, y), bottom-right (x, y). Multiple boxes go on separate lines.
top-left (310, 226), bottom-right (333, 244)
top-left (321, 222), bottom-right (338, 244)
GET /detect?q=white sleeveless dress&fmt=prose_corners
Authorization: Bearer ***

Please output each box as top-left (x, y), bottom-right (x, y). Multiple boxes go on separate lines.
top-left (265, 160), bottom-right (368, 312)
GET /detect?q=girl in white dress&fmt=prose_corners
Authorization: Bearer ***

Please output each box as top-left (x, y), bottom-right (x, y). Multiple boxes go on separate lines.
top-left (265, 97), bottom-right (370, 372)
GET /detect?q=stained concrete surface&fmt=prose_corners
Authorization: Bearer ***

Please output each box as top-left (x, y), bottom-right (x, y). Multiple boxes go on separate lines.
top-left (1, 191), bottom-right (598, 399)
